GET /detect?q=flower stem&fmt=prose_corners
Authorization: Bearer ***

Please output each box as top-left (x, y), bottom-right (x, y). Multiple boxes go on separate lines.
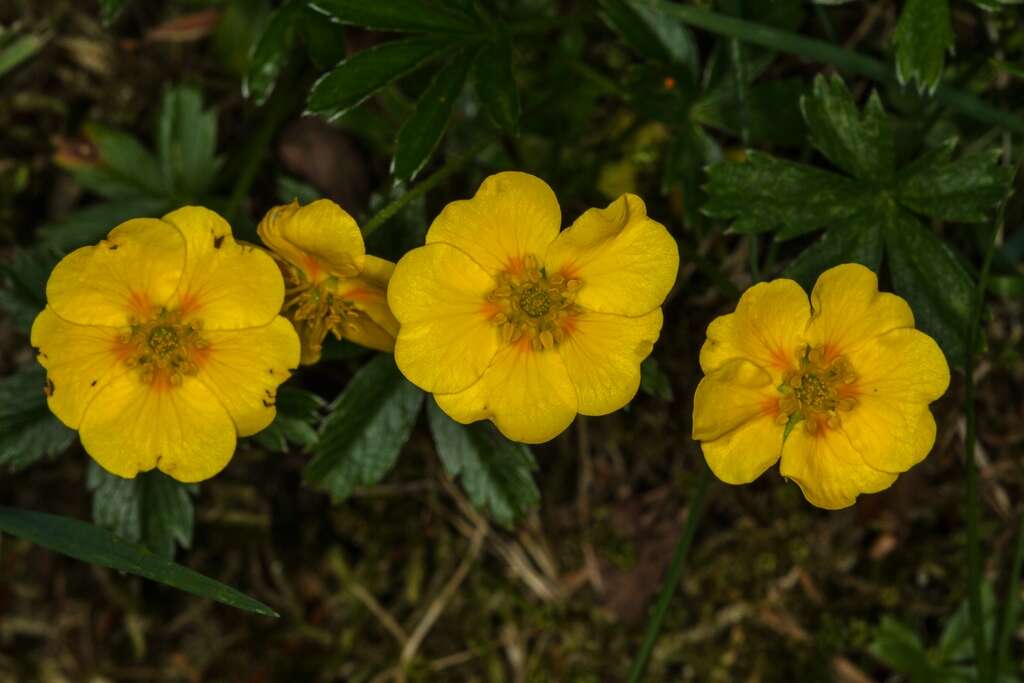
top-left (626, 462), bottom-right (713, 683)
top-left (361, 136), bottom-right (496, 238)
top-left (965, 220), bottom-right (1001, 683)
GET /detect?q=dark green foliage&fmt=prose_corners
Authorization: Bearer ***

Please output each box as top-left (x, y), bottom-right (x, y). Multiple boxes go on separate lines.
top-left (0, 365), bottom-right (74, 472)
top-left (473, 33), bottom-right (520, 133)
top-left (310, 0), bottom-right (477, 33)
top-left (0, 246), bottom-right (58, 332)
top-left (306, 37), bottom-right (454, 119)
top-left (639, 357), bottom-right (674, 401)
top-left (392, 50), bottom-right (473, 180)
top-left (893, 0), bottom-right (954, 95)
top-left (705, 74), bottom-right (1014, 367)
top-left (0, 506), bottom-right (276, 617)
top-left (304, 355), bottom-right (424, 502)
top-left (252, 386), bottom-right (324, 453)
top-left (427, 402), bottom-right (539, 527)
top-left (87, 463), bottom-right (197, 559)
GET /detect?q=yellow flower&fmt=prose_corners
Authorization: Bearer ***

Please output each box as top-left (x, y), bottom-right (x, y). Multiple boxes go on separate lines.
top-left (257, 199), bottom-right (399, 364)
top-left (692, 264), bottom-right (950, 509)
top-left (387, 172), bottom-right (679, 443)
top-left (30, 207), bottom-right (300, 483)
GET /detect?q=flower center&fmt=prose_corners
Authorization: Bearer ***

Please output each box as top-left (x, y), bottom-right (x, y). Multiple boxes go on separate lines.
top-left (777, 346), bottom-right (858, 434)
top-left (487, 254), bottom-right (582, 351)
top-left (284, 280), bottom-right (364, 354)
top-left (122, 309), bottom-right (208, 386)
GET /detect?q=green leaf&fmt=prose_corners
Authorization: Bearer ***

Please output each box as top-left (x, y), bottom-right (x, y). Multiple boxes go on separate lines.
top-left (99, 0), bottom-right (128, 25)
top-left (885, 209), bottom-right (973, 368)
top-left (244, 0), bottom-right (303, 105)
top-left (991, 58), bottom-right (1024, 79)
top-left (785, 222), bottom-right (883, 288)
top-left (703, 151), bottom-right (867, 238)
top-left (309, 0), bottom-right (477, 33)
top-left (301, 2), bottom-right (346, 70)
top-left (0, 365), bottom-right (75, 473)
top-left (893, 0), bottom-right (954, 95)
top-left (640, 357), bottom-right (674, 401)
top-left (869, 616), bottom-right (935, 679)
top-left (938, 582), bottom-right (998, 663)
top-left (157, 86), bottom-right (221, 200)
top-left (427, 403), bottom-right (539, 527)
top-left (897, 143), bottom-right (1013, 223)
top-left (0, 506), bottom-right (277, 617)
top-left (392, 50), bottom-right (472, 181)
top-left (800, 74), bottom-right (895, 181)
top-left (598, 0), bottom-right (697, 68)
top-left (304, 355), bottom-right (424, 502)
top-left (0, 32), bottom-right (44, 79)
top-left (306, 36), bottom-right (452, 118)
top-left (78, 125), bottom-right (167, 199)
top-left (473, 33), bottom-right (520, 133)
top-left (39, 197), bottom-right (171, 252)
top-left (252, 386), bottom-right (324, 453)
top-left (695, 77), bottom-right (806, 146)
top-left (0, 246), bottom-right (58, 332)
top-left (87, 464), bottom-right (197, 559)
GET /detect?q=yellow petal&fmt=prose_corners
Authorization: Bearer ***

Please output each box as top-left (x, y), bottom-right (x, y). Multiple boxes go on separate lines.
top-left (700, 416), bottom-right (783, 485)
top-left (46, 218), bottom-right (185, 326)
top-left (434, 343), bottom-right (578, 443)
top-left (559, 308), bottom-right (663, 416)
top-left (425, 172), bottom-right (561, 274)
top-left (257, 199), bottom-right (365, 281)
top-left (839, 327), bottom-right (949, 472)
top-left (196, 316), bottom-right (301, 437)
top-left (338, 256), bottom-right (400, 341)
top-left (30, 307), bottom-right (130, 429)
top-left (806, 263), bottom-right (914, 357)
top-left (543, 194), bottom-right (678, 317)
top-left (162, 206), bottom-right (285, 330)
top-left (691, 358), bottom-right (778, 442)
top-left (389, 243), bottom-right (499, 394)
top-left (780, 428), bottom-right (897, 510)
top-left (79, 373), bottom-right (237, 483)
top-left (699, 279), bottom-right (809, 377)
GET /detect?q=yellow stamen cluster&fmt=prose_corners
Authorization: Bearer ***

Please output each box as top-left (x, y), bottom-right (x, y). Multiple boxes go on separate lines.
top-left (488, 255), bottom-right (581, 351)
top-left (122, 308), bottom-right (208, 385)
top-left (284, 280), bottom-right (363, 352)
top-left (778, 346), bottom-right (858, 434)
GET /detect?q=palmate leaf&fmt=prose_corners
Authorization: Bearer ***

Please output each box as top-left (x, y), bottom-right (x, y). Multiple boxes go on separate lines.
top-left (252, 386), bottom-right (324, 453)
top-left (427, 403), bottom-right (539, 527)
top-left (157, 86), bottom-right (222, 201)
top-left (304, 354), bottom-right (423, 502)
top-left (705, 74), bottom-right (1012, 368)
top-left (598, 0), bottom-right (698, 69)
top-left (473, 32), bottom-right (520, 133)
top-left (87, 463), bottom-right (197, 559)
top-left (0, 245), bottom-right (59, 332)
top-left (244, 0), bottom-right (304, 105)
top-left (0, 506), bottom-right (276, 617)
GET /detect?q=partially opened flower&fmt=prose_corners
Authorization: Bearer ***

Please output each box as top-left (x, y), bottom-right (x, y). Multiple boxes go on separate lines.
top-left (387, 171), bottom-right (679, 443)
top-left (692, 264), bottom-right (950, 509)
top-left (31, 207), bottom-right (300, 483)
top-left (258, 199), bottom-right (399, 364)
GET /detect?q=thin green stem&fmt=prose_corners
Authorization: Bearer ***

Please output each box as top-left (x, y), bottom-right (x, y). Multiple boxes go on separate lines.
top-left (996, 509), bottom-right (1024, 677)
top-left (627, 462), bottom-right (713, 683)
top-left (965, 218), bottom-right (1001, 683)
top-left (361, 137), bottom-right (496, 238)
top-left (654, 2), bottom-right (1024, 135)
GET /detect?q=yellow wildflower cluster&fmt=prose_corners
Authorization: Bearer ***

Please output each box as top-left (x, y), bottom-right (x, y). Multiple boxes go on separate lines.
top-left (31, 174), bottom-right (949, 510)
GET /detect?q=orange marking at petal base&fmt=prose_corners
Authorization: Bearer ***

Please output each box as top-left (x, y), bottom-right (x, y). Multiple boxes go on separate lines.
top-left (150, 372), bottom-right (174, 394)
top-left (559, 263), bottom-right (581, 281)
top-left (191, 344), bottom-right (214, 371)
top-left (339, 287), bottom-right (380, 303)
top-left (769, 347), bottom-right (793, 370)
top-left (559, 316), bottom-right (579, 338)
top-left (128, 290), bottom-right (151, 317)
top-left (480, 301), bottom-right (503, 320)
top-left (761, 396), bottom-right (781, 419)
top-left (822, 343), bottom-right (842, 363)
top-left (177, 291), bottom-right (201, 317)
top-left (505, 255), bottom-right (525, 275)
top-left (111, 338), bottom-right (136, 363)
top-left (302, 255), bottom-right (324, 282)
top-left (513, 336), bottom-right (533, 354)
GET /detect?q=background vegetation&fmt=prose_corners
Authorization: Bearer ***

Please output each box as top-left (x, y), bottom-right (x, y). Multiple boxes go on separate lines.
top-left (1, 0), bottom-right (1022, 681)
